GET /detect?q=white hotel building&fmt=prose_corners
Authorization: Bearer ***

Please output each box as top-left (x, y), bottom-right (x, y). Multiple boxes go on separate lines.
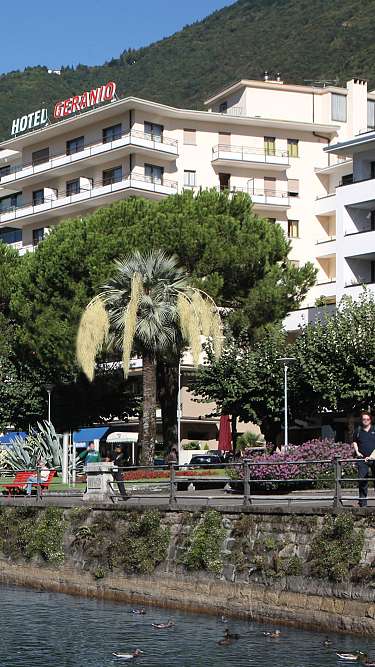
top-left (0, 75), bottom-right (375, 336)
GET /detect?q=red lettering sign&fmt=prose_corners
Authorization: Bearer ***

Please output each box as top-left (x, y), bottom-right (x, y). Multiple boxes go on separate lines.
top-left (53, 82), bottom-right (117, 120)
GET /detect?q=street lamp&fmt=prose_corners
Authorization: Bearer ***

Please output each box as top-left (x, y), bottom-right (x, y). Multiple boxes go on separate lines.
top-left (44, 383), bottom-right (55, 423)
top-left (276, 358), bottom-right (296, 451)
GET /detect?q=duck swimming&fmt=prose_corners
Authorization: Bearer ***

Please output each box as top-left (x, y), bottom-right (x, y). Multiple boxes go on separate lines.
top-left (264, 630), bottom-right (281, 638)
top-left (152, 620), bottom-right (175, 629)
top-left (113, 649), bottom-right (143, 660)
top-left (218, 637), bottom-right (233, 646)
top-left (336, 653), bottom-right (364, 662)
top-left (223, 628), bottom-right (240, 640)
top-left (130, 609), bottom-right (146, 615)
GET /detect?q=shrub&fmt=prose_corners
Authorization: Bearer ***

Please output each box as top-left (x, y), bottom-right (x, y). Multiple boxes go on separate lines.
top-left (0, 507), bottom-right (65, 565)
top-left (230, 439), bottom-right (354, 487)
top-left (182, 510), bottom-right (225, 574)
top-left (310, 514), bottom-right (364, 582)
top-left (237, 431), bottom-right (265, 451)
top-left (182, 441), bottom-right (201, 450)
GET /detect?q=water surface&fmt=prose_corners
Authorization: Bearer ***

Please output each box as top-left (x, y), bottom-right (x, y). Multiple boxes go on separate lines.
top-left (0, 584), bottom-right (374, 666)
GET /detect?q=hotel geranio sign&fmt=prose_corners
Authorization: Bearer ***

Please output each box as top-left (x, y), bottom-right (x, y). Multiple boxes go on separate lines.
top-left (53, 81), bottom-right (117, 119)
top-left (10, 81), bottom-right (117, 135)
top-left (11, 108), bottom-right (48, 136)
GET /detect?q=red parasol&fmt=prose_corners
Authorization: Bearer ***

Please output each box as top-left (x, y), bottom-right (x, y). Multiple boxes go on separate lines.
top-left (218, 414), bottom-right (232, 452)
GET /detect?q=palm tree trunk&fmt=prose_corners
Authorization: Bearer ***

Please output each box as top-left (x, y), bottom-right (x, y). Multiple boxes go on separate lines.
top-left (157, 359), bottom-right (178, 452)
top-left (141, 353), bottom-right (157, 464)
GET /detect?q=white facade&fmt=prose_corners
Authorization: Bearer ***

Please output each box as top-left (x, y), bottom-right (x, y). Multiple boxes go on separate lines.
top-left (1, 77), bottom-right (375, 329)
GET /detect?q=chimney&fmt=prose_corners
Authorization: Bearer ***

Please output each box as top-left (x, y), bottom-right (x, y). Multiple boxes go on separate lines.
top-left (347, 78), bottom-right (368, 135)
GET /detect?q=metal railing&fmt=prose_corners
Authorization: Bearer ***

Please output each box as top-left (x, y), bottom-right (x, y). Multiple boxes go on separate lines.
top-left (105, 457), bottom-right (374, 509)
top-left (0, 130), bottom-right (178, 184)
top-left (212, 144), bottom-right (290, 163)
top-left (0, 173), bottom-right (178, 222)
top-left (1, 458), bottom-right (374, 509)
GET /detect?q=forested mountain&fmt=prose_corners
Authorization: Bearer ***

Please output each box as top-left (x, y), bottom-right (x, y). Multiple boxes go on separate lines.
top-left (1, 0), bottom-right (375, 141)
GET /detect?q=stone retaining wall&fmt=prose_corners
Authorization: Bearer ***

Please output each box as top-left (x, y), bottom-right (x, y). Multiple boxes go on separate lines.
top-left (0, 506), bottom-right (375, 636)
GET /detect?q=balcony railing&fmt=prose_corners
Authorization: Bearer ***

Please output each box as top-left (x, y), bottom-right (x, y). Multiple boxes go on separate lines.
top-left (316, 237), bottom-right (336, 244)
top-left (0, 130), bottom-right (178, 184)
top-left (345, 227), bottom-right (375, 237)
top-left (0, 173), bottom-right (178, 223)
top-left (212, 144), bottom-right (290, 165)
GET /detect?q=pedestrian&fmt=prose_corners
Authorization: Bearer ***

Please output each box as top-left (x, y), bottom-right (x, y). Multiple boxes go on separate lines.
top-left (352, 412), bottom-right (375, 507)
top-left (24, 459), bottom-right (50, 496)
top-left (79, 441), bottom-right (101, 464)
top-left (111, 445), bottom-right (128, 499)
top-left (165, 447), bottom-right (178, 465)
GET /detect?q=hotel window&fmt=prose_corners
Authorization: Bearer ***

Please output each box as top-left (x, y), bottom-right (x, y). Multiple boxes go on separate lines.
top-left (0, 194), bottom-right (19, 213)
top-left (0, 227), bottom-right (22, 244)
top-left (219, 101), bottom-right (228, 113)
top-left (32, 227), bottom-right (45, 246)
top-left (331, 93), bottom-right (347, 122)
top-left (32, 189), bottom-right (45, 206)
top-left (368, 100), bottom-right (375, 131)
top-left (371, 261), bottom-right (375, 284)
top-left (32, 147), bottom-right (49, 166)
top-left (288, 220), bottom-right (299, 238)
top-left (144, 122), bottom-right (163, 142)
top-left (288, 179), bottom-right (299, 197)
top-left (66, 179), bottom-right (80, 196)
top-left (183, 129), bottom-right (196, 145)
top-left (145, 163), bottom-right (164, 184)
top-left (287, 139), bottom-right (299, 158)
top-left (218, 131), bottom-right (231, 146)
top-left (341, 173), bottom-right (353, 186)
top-left (66, 136), bottom-right (84, 155)
top-left (371, 211), bottom-right (375, 231)
top-left (264, 136), bottom-right (276, 156)
top-left (103, 166), bottom-right (122, 186)
top-left (184, 170), bottom-right (196, 187)
top-left (0, 165), bottom-right (10, 179)
top-left (102, 123), bottom-right (122, 144)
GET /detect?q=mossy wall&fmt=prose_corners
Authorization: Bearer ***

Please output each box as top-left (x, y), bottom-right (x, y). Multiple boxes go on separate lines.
top-left (1, 506), bottom-right (375, 635)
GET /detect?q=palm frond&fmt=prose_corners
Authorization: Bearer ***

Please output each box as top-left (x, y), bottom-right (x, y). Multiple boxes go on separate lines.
top-left (122, 272), bottom-right (143, 378)
top-left (76, 296), bottom-right (109, 381)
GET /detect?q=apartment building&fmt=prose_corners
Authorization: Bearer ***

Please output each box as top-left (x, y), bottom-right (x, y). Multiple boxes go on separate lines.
top-left (323, 130), bottom-right (375, 302)
top-left (0, 77), bottom-right (374, 324)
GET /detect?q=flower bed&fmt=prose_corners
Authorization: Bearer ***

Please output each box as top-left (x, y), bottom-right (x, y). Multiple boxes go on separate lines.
top-left (123, 469), bottom-right (218, 481)
top-left (229, 439), bottom-right (355, 491)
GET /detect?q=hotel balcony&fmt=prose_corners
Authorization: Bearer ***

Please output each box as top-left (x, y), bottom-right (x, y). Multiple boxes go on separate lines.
top-left (343, 282), bottom-right (375, 299)
top-left (0, 130), bottom-right (178, 189)
top-left (212, 144), bottom-right (290, 171)
top-left (0, 173), bottom-right (178, 227)
top-left (249, 188), bottom-right (290, 211)
top-left (283, 302), bottom-right (336, 332)
top-left (315, 237), bottom-right (336, 258)
top-left (315, 192), bottom-right (336, 216)
top-left (343, 228), bottom-right (375, 258)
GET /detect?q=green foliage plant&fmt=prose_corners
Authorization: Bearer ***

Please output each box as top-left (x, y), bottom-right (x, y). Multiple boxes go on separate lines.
top-left (0, 507), bottom-right (65, 565)
top-left (182, 441), bottom-right (201, 450)
top-left (182, 510), bottom-right (225, 574)
top-left (5, 421), bottom-right (62, 471)
top-left (310, 514), bottom-right (364, 582)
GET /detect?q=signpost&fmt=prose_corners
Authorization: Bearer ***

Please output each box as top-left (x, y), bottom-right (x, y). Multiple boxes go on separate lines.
top-left (11, 108), bottom-right (48, 136)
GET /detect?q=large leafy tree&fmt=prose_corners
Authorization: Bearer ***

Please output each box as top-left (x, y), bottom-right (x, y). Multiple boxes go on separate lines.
top-left (294, 290), bottom-right (375, 437)
top-left (76, 250), bottom-right (222, 463)
top-left (8, 190), bottom-right (315, 440)
top-left (193, 328), bottom-right (295, 445)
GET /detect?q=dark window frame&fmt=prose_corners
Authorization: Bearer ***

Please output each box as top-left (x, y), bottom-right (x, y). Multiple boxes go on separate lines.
top-left (66, 136), bottom-right (84, 156)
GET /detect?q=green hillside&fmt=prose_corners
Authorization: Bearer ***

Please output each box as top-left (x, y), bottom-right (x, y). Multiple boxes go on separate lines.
top-left (1, 0), bottom-right (375, 141)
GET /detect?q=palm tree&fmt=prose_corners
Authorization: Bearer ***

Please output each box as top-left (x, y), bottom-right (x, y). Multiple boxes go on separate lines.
top-left (76, 250), bottom-right (223, 463)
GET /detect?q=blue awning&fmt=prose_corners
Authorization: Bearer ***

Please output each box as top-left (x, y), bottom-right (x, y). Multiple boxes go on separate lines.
top-left (73, 427), bottom-right (109, 445)
top-left (0, 431), bottom-right (27, 445)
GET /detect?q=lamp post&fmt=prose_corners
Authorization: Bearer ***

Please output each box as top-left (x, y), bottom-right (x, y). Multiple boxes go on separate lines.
top-left (177, 357), bottom-right (182, 458)
top-left (44, 383), bottom-right (55, 423)
top-left (276, 358), bottom-right (296, 451)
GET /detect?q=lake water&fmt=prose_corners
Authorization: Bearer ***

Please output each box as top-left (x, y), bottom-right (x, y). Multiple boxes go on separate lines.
top-left (0, 584), bottom-right (374, 666)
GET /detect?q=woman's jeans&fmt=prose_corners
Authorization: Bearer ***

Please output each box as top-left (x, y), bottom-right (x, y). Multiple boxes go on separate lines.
top-left (26, 475), bottom-right (39, 495)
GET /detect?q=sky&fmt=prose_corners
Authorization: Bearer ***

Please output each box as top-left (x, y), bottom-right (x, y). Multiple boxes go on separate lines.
top-left (0, 0), bottom-right (234, 75)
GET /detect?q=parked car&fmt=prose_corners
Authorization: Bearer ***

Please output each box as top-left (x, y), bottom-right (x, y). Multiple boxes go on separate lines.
top-left (189, 454), bottom-right (223, 468)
